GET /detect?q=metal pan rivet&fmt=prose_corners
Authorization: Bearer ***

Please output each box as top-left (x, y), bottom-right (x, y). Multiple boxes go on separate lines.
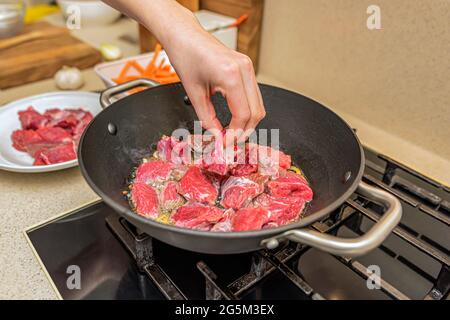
top-left (183, 95), bottom-right (192, 106)
top-left (265, 239), bottom-right (279, 250)
top-left (108, 123), bottom-right (117, 135)
top-left (343, 171), bottom-right (352, 183)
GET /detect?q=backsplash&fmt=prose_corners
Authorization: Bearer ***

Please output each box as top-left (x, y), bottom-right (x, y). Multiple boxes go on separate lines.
top-left (258, 0), bottom-right (449, 162)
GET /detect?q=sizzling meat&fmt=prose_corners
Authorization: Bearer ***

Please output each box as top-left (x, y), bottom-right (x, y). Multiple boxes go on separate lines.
top-left (128, 135), bottom-right (313, 232)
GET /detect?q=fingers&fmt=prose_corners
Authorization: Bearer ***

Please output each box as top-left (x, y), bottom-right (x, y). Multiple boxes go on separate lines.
top-left (218, 61), bottom-right (251, 145)
top-left (236, 54), bottom-right (266, 138)
top-left (185, 84), bottom-right (223, 132)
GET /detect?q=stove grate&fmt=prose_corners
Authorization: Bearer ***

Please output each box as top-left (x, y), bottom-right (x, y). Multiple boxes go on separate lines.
top-left (107, 150), bottom-right (449, 300)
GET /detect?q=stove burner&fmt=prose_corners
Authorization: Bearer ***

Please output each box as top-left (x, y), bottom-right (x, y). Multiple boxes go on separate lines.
top-left (26, 148), bottom-right (450, 300)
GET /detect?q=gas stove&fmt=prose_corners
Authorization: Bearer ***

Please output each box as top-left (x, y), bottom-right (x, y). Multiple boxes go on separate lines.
top-left (25, 147), bottom-right (450, 300)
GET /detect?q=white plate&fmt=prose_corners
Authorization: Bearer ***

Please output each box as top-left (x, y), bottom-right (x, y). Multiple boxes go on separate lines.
top-left (0, 91), bottom-right (101, 173)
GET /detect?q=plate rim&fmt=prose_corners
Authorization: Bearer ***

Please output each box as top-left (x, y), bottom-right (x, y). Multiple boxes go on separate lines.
top-left (0, 91), bottom-right (100, 173)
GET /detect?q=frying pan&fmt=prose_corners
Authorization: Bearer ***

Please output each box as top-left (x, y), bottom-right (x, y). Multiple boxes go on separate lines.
top-left (78, 79), bottom-right (402, 256)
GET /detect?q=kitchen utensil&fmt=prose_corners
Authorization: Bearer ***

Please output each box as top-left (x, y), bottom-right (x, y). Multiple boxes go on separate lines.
top-left (0, 0), bottom-right (25, 38)
top-left (0, 91), bottom-right (101, 173)
top-left (206, 13), bottom-right (248, 33)
top-left (78, 80), bottom-right (402, 256)
top-left (57, 0), bottom-right (121, 26)
top-left (0, 21), bottom-right (101, 89)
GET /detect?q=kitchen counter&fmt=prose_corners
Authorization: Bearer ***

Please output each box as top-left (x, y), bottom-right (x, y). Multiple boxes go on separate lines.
top-left (0, 13), bottom-right (448, 300)
top-left (0, 15), bottom-right (138, 300)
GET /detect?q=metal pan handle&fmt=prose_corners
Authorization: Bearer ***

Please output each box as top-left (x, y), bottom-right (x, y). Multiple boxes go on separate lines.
top-left (261, 181), bottom-right (402, 257)
top-left (100, 79), bottom-right (159, 109)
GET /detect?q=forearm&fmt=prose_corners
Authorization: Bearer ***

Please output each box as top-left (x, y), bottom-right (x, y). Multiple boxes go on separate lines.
top-left (102, 0), bottom-right (205, 50)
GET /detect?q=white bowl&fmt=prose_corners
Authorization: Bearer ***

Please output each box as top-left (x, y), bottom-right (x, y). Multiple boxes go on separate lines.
top-left (94, 51), bottom-right (173, 88)
top-left (57, 0), bottom-right (121, 26)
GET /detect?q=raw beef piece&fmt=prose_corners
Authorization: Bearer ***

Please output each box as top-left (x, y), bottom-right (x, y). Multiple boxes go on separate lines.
top-left (36, 126), bottom-right (73, 144)
top-left (202, 137), bottom-right (228, 175)
top-left (230, 163), bottom-right (258, 176)
top-left (254, 193), bottom-right (306, 226)
top-left (11, 130), bottom-right (43, 152)
top-left (72, 112), bottom-right (94, 144)
top-left (220, 174), bottom-right (267, 210)
top-left (178, 166), bottom-right (218, 205)
top-left (157, 135), bottom-right (173, 162)
top-left (33, 143), bottom-right (77, 165)
top-left (159, 181), bottom-right (185, 212)
top-left (171, 203), bottom-right (223, 230)
top-left (267, 171), bottom-right (313, 201)
top-left (12, 127), bottom-right (72, 155)
top-left (232, 207), bottom-right (269, 231)
top-left (18, 107), bottom-right (48, 130)
top-left (157, 135), bottom-right (192, 165)
top-left (210, 209), bottom-right (234, 232)
top-left (134, 160), bottom-right (173, 185)
top-left (229, 143), bottom-right (258, 176)
top-left (254, 144), bottom-right (292, 177)
top-left (44, 108), bottom-right (88, 127)
top-left (23, 127), bottom-right (74, 156)
top-left (131, 182), bottom-right (159, 218)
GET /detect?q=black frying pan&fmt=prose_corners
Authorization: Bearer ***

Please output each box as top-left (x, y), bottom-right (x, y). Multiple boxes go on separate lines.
top-left (78, 79), bottom-right (401, 256)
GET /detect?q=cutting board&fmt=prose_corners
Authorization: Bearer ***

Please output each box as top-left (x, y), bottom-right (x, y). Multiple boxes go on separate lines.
top-left (0, 22), bottom-right (101, 90)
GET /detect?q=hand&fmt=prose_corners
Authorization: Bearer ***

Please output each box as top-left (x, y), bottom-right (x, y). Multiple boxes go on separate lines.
top-left (103, 0), bottom-right (266, 143)
top-left (166, 26), bottom-right (266, 144)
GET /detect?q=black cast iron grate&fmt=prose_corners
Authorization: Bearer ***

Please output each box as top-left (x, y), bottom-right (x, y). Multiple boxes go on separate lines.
top-left (106, 151), bottom-right (450, 300)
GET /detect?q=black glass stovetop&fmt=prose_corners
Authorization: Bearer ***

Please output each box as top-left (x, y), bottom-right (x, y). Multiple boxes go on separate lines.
top-left (26, 148), bottom-right (450, 300)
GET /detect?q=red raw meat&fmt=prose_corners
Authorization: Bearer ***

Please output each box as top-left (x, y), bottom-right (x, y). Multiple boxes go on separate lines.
top-left (210, 209), bottom-right (234, 232)
top-left (229, 143), bottom-right (258, 176)
top-left (72, 112), bottom-right (94, 144)
top-left (36, 126), bottom-right (72, 143)
top-left (267, 171), bottom-right (313, 201)
top-left (232, 207), bottom-right (269, 231)
top-left (230, 163), bottom-right (258, 176)
top-left (33, 143), bottom-right (76, 165)
top-left (202, 137), bottom-right (228, 175)
top-left (254, 193), bottom-right (306, 226)
top-left (18, 107), bottom-right (48, 130)
top-left (171, 203), bottom-right (223, 230)
top-left (254, 144), bottom-right (292, 177)
top-left (44, 108), bottom-right (89, 129)
top-left (135, 160), bottom-right (173, 185)
top-left (220, 174), bottom-right (267, 209)
top-left (159, 181), bottom-right (185, 212)
top-left (11, 130), bottom-right (43, 152)
top-left (157, 135), bottom-right (173, 162)
top-left (178, 166), bottom-right (218, 205)
top-left (11, 106), bottom-right (94, 166)
top-left (157, 135), bottom-right (192, 165)
top-left (131, 182), bottom-right (159, 218)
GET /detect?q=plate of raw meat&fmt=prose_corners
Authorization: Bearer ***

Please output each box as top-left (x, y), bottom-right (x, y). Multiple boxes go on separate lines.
top-left (124, 135), bottom-right (314, 232)
top-left (0, 91), bottom-right (101, 173)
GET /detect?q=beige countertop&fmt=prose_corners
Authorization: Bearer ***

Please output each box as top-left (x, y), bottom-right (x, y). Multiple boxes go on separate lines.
top-left (0, 13), bottom-right (448, 300)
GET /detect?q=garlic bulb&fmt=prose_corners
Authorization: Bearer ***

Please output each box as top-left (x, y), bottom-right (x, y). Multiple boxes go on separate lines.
top-left (54, 66), bottom-right (84, 90)
top-left (100, 43), bottom-right (122, 61)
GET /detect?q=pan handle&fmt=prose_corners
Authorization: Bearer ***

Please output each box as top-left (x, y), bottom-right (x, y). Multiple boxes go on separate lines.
top-left (260, 181), bottom-right (402, 257)
top-left (100, 79), bottom-right (159, 109)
